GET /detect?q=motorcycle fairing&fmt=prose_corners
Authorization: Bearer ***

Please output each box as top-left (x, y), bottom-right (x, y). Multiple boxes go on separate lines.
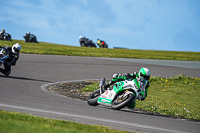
top-left (97, 89), bottom-right (117, 106)
top-left (113, 81), bottom-right (125, 93)
top-left (97, 80), bottom-right (137, 106)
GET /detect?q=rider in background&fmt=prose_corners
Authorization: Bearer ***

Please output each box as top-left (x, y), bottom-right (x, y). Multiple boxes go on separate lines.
top-left (79, 36), bottom-right (89, 47)
top-left (0, 43), bottom-right (21, 76)
top-left (24, 32), bottom-right (38, 43)
top-left (24, 32), bottom-right (31, 42)
top-left (25, 32), bottom-right (31, 37)
top-left (103, 67), bottom-right (151, 109)
top-left (96, 38), bottom-right (102, 47)
top-left (0, 29), bottom-right (5, 39)
top-left (97, 38), bottom-right (108, 48)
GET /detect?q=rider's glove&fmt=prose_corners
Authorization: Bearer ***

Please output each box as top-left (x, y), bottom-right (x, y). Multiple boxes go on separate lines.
top-left (122, 73), bottom-right (131, 79)
top-left (112, 73), bottom-right (119, 79)
top-left (112, 73), bottom-right (121, 82)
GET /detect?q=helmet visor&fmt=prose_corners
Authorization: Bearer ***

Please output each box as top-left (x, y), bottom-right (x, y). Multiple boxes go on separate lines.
top-left (140, 73), bottom-right (150, 80)
top-left (14, 47), bottom-right (20, 53)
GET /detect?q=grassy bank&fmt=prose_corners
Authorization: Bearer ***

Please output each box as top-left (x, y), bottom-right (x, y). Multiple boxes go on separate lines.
top-left (0, 40), bottom-right (200, 61)
top-left (0, 110), bottom-right (131, 133)
top-left (81, 75), bottom-right (200, 120)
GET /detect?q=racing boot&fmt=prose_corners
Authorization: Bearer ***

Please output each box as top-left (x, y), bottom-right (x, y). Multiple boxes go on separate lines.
top-left (0, 68), bottom-right (10, 76)
top-left (127, 101), bottom-right (136, 110)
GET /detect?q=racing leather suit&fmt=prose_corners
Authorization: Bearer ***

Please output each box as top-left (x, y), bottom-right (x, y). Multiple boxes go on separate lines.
top-left (97, 39), bottom-right (102, 47)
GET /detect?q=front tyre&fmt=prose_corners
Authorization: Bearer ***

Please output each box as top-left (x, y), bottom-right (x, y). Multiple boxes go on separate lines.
top-left (111, 93), bottom-right (134, 110)
top-left (87, 89), bottom-right (100, 106)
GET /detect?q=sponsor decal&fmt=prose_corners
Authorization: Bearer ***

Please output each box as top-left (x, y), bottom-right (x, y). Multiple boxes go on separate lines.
top-left (114, 82), bottom-right (124, 92)
top-left (98, 97), bottom-right (112, 104)
top-left (102, 91), bottom-right (109, 98)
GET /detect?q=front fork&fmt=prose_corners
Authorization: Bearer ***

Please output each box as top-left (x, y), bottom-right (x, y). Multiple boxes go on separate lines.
top-left (117, 90), bottom-right (134, 101)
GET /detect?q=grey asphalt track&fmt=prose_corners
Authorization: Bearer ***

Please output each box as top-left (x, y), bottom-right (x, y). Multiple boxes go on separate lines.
top-left (0, 54), bottom-right (199, 133)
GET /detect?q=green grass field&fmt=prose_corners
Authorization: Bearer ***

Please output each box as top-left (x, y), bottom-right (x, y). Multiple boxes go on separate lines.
top-left (0, 39), bottom-right (200, 61)
top-left (0, 110), bottom-right (131, 133)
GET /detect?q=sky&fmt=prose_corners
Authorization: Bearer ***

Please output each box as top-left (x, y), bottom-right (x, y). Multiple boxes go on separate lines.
top-left (0, 0), bottom-right (200, 52)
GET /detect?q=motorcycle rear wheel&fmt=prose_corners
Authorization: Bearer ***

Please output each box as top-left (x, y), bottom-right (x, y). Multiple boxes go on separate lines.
top-left (87, 89), bottom-right (101, 106)
top-left (111, 93), bottom-right (134, 110)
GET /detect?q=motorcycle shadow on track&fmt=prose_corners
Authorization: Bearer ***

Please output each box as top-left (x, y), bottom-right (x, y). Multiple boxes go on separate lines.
top-left (94, 102), bottom-right (181, 120)
top-left (0, 75), bottom-right (51, 83)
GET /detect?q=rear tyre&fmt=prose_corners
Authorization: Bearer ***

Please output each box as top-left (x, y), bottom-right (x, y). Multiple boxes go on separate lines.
top-left (111, 93), bottom-right (134, 110)
top-left (87, 89), bottom-right (101, 106)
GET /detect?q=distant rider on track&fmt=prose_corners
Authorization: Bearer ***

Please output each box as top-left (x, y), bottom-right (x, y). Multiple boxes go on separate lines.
top-left (0, 29), bottom-right (5, 39)
top-left (79, 36), bottom-right (88, 47)
top-left (24, 32), bottom-right (38, 43)
top-left (97, 38), bottom-right (108, 48)
top-left (0, 43), bottom-right (21, 76)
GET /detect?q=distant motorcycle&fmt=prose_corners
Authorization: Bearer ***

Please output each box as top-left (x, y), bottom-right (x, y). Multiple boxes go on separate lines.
top-left (79, 37), bottom-right (96, 47)
top-left (87, 78), bottom-right (145, 110)
top-left (97, 39), bottom-right (108, 48)
top-left (79, 37), bottom-right (88, 47)
top-left (23, 34), bottom-right (38, 43)
top-left (0, 33), bottom-right (12, 41)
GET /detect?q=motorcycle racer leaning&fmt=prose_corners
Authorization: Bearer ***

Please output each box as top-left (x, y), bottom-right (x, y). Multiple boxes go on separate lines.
top-left (103, 67), bottom-right (151, 109)
top-left (0, 29), bottom-right (5, 39)
top-left (0, 43), bottom-right (21, 76)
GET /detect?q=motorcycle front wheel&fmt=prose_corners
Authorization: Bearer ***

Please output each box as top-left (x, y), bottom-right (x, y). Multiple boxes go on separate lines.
top-left (87, 89), bottom-right (101, 106)
top-left (111, 93), bottom-right (134, 110)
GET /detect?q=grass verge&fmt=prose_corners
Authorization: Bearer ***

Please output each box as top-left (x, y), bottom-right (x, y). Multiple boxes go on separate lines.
top-left (81, 75), bottom-right (200, 120)
top-left (0, 110), bottom-right (131, 133)
top-left (0, 40), bottom-right (200, 61)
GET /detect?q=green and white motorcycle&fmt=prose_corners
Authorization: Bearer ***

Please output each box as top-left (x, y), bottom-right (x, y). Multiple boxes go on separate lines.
top-left (87, 78), bottom-right (146, 110)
